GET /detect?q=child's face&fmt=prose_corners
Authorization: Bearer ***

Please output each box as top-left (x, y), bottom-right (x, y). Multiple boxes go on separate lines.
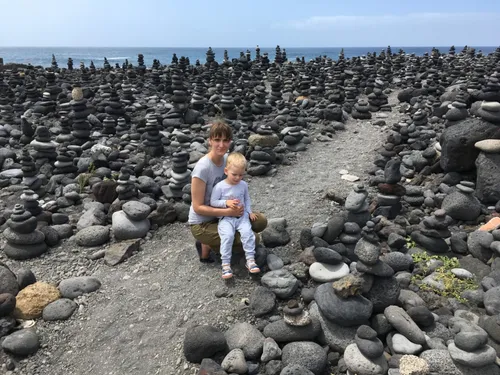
top-left (225, 164), bottom-right (245, 185)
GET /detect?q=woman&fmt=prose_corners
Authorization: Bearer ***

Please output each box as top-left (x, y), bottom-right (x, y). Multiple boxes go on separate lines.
top-left (188, 121), bottom-right (267, 262)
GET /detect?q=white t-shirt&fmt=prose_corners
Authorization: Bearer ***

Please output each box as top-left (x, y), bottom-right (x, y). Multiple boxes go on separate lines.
top-left (188, 154), bottom-right (227, 224)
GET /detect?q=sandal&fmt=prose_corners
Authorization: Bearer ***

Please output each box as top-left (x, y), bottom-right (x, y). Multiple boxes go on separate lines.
top-left (196, 240), bottom-right (214, 263)
top-left (246, 259), bottom-right (261, 274)
top-left (222, 264), bottom-right (233, 279)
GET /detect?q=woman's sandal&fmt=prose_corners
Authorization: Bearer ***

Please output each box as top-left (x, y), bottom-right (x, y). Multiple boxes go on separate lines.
top-left (196, 240), bottom-right (215, 263)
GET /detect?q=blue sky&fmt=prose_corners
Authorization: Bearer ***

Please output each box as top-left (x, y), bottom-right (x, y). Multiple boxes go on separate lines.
top-left (0, 0), bottom-right (499, 47)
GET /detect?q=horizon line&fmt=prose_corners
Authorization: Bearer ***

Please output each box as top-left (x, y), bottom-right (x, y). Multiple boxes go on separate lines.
top-left (0, 45), bottom-right (496, 49)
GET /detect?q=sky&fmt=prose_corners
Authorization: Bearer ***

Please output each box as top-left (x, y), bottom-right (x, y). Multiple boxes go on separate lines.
top-left (0, 0), bottom-right (499, 47)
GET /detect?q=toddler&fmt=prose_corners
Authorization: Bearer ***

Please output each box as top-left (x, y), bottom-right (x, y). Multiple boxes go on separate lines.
top-left (210, 152), bottom-right (260, 279)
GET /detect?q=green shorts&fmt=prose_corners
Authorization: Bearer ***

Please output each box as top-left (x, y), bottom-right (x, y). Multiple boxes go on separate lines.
top-left (190, 213), bottom-right (267, 252)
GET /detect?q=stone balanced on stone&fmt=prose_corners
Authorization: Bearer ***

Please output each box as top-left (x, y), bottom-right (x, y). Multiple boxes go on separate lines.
top-left (3, 204), bottom-right (47, 260)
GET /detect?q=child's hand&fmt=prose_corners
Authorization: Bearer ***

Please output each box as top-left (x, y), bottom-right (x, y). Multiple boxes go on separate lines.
top-left (249, 213), bottom-right (257, 222)
top-left (226, 199), bottom-right (240, 209)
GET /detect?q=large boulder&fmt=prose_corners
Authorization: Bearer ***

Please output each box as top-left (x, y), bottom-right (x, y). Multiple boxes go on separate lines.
top-left (475, 152), bottom-right (500, 203)
top-left (440, 118), bottom-right (500, 173)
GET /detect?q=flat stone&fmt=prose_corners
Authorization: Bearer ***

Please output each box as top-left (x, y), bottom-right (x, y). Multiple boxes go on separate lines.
top-left (1, 329), bottom-right (40, 356)
top-left (475, 139), bottom-right (500, 153)
top-left (104, 239), bottom-right (140, 266)
top-left (58, 276), bottom-right (101, 299)
top-left (42, 298), bottom-right (77, 321)
top-left (309, 262), bottom-right (349, 283)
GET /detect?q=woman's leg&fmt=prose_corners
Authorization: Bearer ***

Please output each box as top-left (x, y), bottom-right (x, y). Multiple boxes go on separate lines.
top-left (190, 220), bottom-right (222, 251)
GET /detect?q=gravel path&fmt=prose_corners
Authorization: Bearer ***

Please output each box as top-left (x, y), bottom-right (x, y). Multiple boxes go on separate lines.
top-left (1, 92), bottom-right (404, 375)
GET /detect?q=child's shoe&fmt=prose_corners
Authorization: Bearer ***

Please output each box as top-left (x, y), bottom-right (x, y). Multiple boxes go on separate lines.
top-left (222, 264), bottom-right (233, 279)
top-left (246, 259), bottom-right (260, 274)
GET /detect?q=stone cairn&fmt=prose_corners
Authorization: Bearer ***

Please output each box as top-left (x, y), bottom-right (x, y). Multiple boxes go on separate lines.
top-left (102, 116), bottom-right (117, 136)
top-left (220, 83), bottom-right (237, 120)
top-left (21, 189), bottom-right (42, 217)
top-left (112, 201), bottom-right (151, 241)
top-left (56, 116), bottom-right (73, 143)
top-left (20, 115), bottom-right (34, 145)
top-left (345, 184), bottom-right (371, 227)
top-left (191, 75), bottom-right (207, 112)
top-left (162, 148), bottom-right (190, 199)
top-left (282, 106), bottom-right (308, 152)
top-left (53, 144), bottom-right (77, 176)
top-left (20, 149), bottom-right (43, 193)
top-left (70, 87), bottom-right (91, 145)
top-left (142, 113), bottom-right (163, 157)
top-left (164, 67), bottom-right (189, 128)
top-left (115, 166), bottom-right (138, 202)
top-left (30, 126), bottom-right (57, 165)
top-left (375, 159), bottom-right (404, 219)
top-left (352, 99), bottom-right (372, 119)
top-left (116, 117), bottom-right (130, 137)
top-left (3, 204), bottom-right (47, 260)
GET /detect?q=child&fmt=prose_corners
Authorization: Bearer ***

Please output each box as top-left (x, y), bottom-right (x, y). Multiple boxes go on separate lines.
top-left (210, 152), bottom-right (260, 279)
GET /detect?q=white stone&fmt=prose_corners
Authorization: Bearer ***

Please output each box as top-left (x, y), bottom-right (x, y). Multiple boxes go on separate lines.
top-left (309, 262), bottom-right (349, 283)
top-left (481, 101), bottom-right (500, 112)
top-left (391, 333), bottom-right (423, 355)
top-left (341, 174), bottom-right (360, 182)
top-left (474, 139), bottom-right (500, 153)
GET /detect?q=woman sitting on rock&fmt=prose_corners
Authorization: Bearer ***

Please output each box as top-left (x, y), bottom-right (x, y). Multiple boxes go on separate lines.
top-left (188, 121), bottom-right (267, 262)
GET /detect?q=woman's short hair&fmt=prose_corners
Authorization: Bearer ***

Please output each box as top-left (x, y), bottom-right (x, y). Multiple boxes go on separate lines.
top-left (209, 120), bottom-right (233, 140)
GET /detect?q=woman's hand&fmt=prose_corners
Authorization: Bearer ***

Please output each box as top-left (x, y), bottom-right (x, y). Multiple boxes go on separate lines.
top-left (226, 205), bottom-right (244, 217)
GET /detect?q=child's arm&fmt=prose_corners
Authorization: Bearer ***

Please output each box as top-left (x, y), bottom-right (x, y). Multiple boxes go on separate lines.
top-left (210, 183), bottom-right (227, 208)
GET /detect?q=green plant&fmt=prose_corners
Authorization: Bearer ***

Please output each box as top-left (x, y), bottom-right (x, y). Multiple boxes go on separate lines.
top-left (77, 162), bottom-right (96, 193)
top-left (410, 252), bottom-right (478, 303)
top-left (406, 236), bottom-right (417, 249)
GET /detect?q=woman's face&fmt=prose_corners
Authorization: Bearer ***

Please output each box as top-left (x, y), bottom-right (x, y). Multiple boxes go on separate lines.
top-left (209, 136), bottom-right (231, 156)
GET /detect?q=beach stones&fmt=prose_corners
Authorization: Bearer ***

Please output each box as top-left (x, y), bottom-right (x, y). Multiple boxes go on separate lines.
top-left (261, 269), bottom-right (299, 299)
top-left (183, 325), bottom-right (227, 363)
top-left (314, 282), bottom-right (373, 326)
top-left (142, 114), bottom-right (163, 157)
top-left (477, 101), bottom-right (500, 124)
top-left (352, 99), bottom-right (372, 119)
top-left (115, 167), bottom-right (137, 201)
top-left (30, 126), bottom-right (57, 162)
top-left (112, 207), bottom-right (150, 241)
top-left (2, 329), bottom-right (40, 356)
top-left (345, 184), bottom-right (371, 226)
top-left (281, 341), bottom-right (327, 375)
top-left (441, 181), bottom-right (481, 221)
top-left (163, 149), bottom-right (190, 199)
top-left (440, 117), bottom-right (500, 173)
top-left (71, 90), bottom-right (92, 145)
top-left (343, 343), bottom-right (388, 375)
top-left (309, 262), bottom-right (349, 283)
top-left (3, 204), bottom-right (47, 260)
top-left (475, 140), bottom-right (500, 203)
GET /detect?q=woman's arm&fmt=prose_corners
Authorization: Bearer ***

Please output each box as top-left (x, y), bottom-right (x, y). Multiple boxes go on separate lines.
top-left (192, 177), bottom-right (243, 217)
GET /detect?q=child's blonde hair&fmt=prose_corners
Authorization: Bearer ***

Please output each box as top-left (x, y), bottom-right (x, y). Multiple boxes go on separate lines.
top-left (226, 152), bottom-right (247, 169)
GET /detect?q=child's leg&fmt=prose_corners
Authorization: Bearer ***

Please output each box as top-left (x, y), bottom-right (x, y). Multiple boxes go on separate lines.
top-left (236, 218), bottom-right (256, 260)
top-left (218, 219), bottom-right (235, 265)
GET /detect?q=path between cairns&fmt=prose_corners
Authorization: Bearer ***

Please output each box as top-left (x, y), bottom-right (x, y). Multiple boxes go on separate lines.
top-left (4, 93), bottom-right (401, 375)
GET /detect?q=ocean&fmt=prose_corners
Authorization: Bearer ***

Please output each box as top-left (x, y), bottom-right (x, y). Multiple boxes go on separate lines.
top-left (0, 46), bottom-right (497, 68)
